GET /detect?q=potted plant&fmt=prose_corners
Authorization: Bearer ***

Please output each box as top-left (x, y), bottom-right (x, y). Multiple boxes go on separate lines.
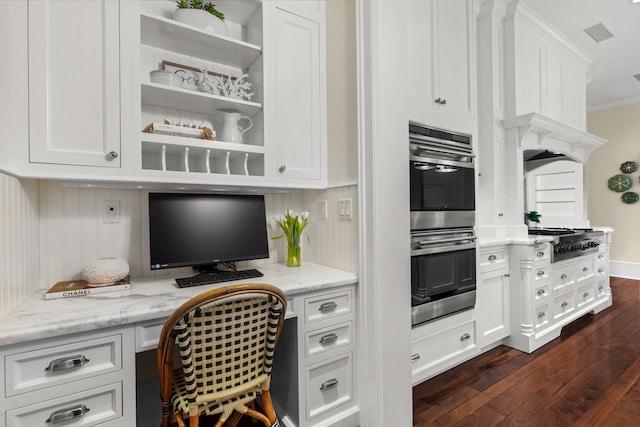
top-left (173, 0), bottom-right (225, 34)
top-left (525, 210), bottom-right (542, 228)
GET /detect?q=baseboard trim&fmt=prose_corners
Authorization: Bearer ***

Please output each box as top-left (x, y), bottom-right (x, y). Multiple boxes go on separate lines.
top-left (610, 261), bottom-right (640, 280)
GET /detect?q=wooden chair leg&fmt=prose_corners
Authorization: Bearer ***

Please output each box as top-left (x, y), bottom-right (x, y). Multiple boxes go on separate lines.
top-left (260, 390), bottom-right (278, 423)
top-left (227, 410), bottom-right (243, 427)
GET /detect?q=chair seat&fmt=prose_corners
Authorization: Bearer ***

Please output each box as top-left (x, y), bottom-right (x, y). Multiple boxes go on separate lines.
top-left (171, 368), bottom-right (262, 417)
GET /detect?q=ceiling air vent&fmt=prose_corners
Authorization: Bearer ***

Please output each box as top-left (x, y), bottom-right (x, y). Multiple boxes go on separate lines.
top-left (584, 23), bottom-right (614, 43)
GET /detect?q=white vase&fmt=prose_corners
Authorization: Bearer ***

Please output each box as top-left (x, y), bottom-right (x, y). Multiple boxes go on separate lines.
top-left (173, 9), bottom-right (226, 36)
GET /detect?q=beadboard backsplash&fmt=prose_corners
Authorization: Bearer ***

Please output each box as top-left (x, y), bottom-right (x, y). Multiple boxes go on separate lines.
top-left (37, 182), bottom-right (358, 287)
top-left (0, 174), bottom-right (39, 316)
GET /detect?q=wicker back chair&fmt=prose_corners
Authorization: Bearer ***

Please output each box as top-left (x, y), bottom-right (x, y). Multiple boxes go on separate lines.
top-left (157, 283), bottom-right (287, 427)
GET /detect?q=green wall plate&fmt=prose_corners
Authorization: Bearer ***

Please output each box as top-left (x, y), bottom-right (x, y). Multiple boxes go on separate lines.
top-left (620, 161), bottom-right (638, 174)
top-left (621, 192), bottom-right (639, 204)
top-left (608, 174), bottom-right (632, 192)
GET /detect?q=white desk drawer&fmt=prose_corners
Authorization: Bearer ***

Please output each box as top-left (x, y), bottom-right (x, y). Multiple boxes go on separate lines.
top-left (304, 289), bottom-right (352, 325)
top-left (6, 382), bottom-right (122, 426)
top-left (4, 334), bottom-right (122, 397)
top-left (135, 319), bottom-right (166, 353)
top-left (305, 321), bottom-right (352, 358)
top-left (305, 352), bottom-right (353, 421)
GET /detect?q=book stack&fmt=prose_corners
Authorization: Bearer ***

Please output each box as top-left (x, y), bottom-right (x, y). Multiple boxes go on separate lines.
top-left (45, 277), bottom-right (131, 300)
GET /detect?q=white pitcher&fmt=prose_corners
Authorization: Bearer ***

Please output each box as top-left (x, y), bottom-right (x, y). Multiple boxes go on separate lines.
top-left (218, 111), bottom-right (253, 144)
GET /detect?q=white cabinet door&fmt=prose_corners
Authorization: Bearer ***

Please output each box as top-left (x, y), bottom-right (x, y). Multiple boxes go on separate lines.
top-left (28, 0), bottom-right (121, 168)
top-left (478, 271), bottom-right (510, 346)
top-left (271, 7), bottom-right (324, 181)
top-left (408, 0), bottom-right (476, 130)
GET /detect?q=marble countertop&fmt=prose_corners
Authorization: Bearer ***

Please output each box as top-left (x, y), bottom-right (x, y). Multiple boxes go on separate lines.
top-left (0, 262), bottom-right (358, 347)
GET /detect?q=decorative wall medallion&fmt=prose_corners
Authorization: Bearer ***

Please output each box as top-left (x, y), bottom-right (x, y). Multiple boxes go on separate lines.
top-left (607, 174), bottom-right (633, 192)
top-left (621, 192), bottom-right (639, 204)
top-left (620, 161), bottom-right (638, 174)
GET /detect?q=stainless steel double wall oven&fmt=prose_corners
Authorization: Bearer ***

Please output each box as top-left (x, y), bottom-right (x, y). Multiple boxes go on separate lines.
top-left (409, 122), bottom-right (477, 327)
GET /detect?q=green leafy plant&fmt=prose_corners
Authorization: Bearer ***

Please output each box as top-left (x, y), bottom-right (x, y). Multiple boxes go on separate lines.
top-left (176, 0), bottom-right (225, 21)
top-left (525, 210), bottom-right (542, 223)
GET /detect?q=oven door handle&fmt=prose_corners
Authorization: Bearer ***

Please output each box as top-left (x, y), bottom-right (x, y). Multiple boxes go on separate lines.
top-left (411, 154), bottom-right (474, 169)
top-left (412, 240), bottom-right (476, 256)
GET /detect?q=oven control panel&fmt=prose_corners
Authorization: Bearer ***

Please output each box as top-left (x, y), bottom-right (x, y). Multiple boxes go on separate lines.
top-left (552, 238), bottom-right (600, 262)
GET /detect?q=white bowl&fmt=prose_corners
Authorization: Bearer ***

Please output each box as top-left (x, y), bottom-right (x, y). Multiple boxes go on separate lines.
top-left (150, 70), bottom-right (184, 88)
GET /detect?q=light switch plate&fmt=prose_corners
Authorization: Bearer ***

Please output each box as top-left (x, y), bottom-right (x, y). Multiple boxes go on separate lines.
top-left (104, 200), bottom-right (121, 223)
top-left (338, 198), bottom-right (352, 220)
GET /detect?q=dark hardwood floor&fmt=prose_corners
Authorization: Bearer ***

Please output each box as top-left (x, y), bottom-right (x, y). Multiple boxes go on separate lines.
top-left (413, 277), bottom-right (640, 427)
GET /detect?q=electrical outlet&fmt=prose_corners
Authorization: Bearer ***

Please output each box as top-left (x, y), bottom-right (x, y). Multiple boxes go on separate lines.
top-left (338, 198), bottom-right (352, 220)
top-left (319, 200), bottom-right (328, 219)
top-left (104, 200), bottom-right (121, 224)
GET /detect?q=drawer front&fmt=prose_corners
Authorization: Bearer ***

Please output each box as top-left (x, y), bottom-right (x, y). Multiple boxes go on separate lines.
top-left (534, 283), bottom-right (550, 302)
top-left (533, 265), bottom-right (550, 284)
top-left (576, 258), bottom-right (595, 282)
top-left (553, 264), bottom-right (574, 290)
top-left (577, 283), bottom-right (595, 308)
top-left (305, 321), bottom-right (352, 358)
top-left (411, 321), bottom-right (476, 376)
top-left (533, 244), bottom-right (550, 265)
top-left (304, 289), bottom-right (352, 325)
top-left (305, 352), bottom-right (353, 421)
top-left (135, 319), bottom-right (166, 353)
top-left (553, 291), bottom-right (576, 321)
top-left (479, 247), bottom-right (508, 273)
top-left (595, 262), bottom-right (608, 278)
top-left (5, 335), bottom-right (122, 397)
top-left (534, 303), bottom-right (550, 330)
top-left (596, 279), bottom-right (609, 298)
top-left (6, 382), bottom-right (122, 426)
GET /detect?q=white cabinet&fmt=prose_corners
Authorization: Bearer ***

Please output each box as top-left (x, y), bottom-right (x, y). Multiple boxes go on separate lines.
top-left (28, 0), bottom-right (122, 168)
top-left (477, 246), bottom-right (510, 347)
top-left (264, 5), bottom-right (326, 183)
top-left (411, 309), bottom-right (479, 385)
top-left (407, 0), bottom-right (476, 132)
top-left (298, 286), bottom-right (357, 426)
top-left (1, 326), bottom-right (136, 426)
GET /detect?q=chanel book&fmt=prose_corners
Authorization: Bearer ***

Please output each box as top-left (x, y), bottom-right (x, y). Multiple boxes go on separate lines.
top-left (45, 277), bottom-right (130, 300)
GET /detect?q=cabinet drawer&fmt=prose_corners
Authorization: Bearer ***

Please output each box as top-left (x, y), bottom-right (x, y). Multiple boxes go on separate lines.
top-left (577, 283), bottom-right (595, 308)
top-left (553, 264), bottom-right (574, 290)
top-left (553, 291), bottom-right (576, 321)
top-left (533, 265), bottom-right (550, 283)
top-left (411, 321), bottom-right (476, 377)
top-left (135, 319), bottom-right (166, 353)
top-left (305, 321), bottom-right (352, 358)
top-left (305, 352), bottom-right (353, 421)
top-left (4, 334), bottom-right (122, 397)
top-left (534, 303), bottom-right (550, 330)
top-left (6, 382), bottom-right (122, 426)
top-left (595, 263), bottom-right (608, 277)
top-left (479, 247), bottom-right (508, 273)
top-left (596, 279), bottom-right (608, 298)
top-left (304, 289), bottom-right (352, 325)
top-left (533, 283), bottom-right (550, 302)
top-left (576, 258), bottom-right (595, 282)
top-left (533, 244), bottom-right (550, 265)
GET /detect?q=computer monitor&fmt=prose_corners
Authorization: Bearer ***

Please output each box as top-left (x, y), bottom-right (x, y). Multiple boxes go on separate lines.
top-left (148, 192), bottom-right (270, 271)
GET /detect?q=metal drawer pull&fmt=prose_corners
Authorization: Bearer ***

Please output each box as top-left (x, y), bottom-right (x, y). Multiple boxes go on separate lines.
top-left (537, 251), bottom-right (544, 257)
top-left (488, 255), bottom-right (497, 261)
top-left (537, 270), bottom-right (545, 277)
top-left (598, 268), bottom-right (605, 274)
top-left (460, 333), bottom-right (471, 341)
top-left (411, 353), bottom-right (421, 362)
top-left (583, 292), bottom-right (589, 298)
top-left (318, 301), bottom-right (338, 313)
top-left (561, 301), bottom-right (568, 308)
top-left (45, 355), bottom-right (90, 372)
top-left (319, 333), bottom-right (338, 345)
top-left (537, 289), bottom-right (545, 296)
top-left (106, 151), bottom-right (118, 160)
top-left (599, 285), bottom-right (604, 291)
top-left (505, 273), bottom-right (511, 278)
top-left (561, 274), bottom-right (567, 280)
top-left (583, 267), bottom-right (589, 272)
top-left (320, 378), bottom-right (339, 391)
top-left (538, 312), bottom-right (546, 319)
top-left (46, 404), bottom-right (90, 424)
top-left (598, 254), bottom-right (604, 260)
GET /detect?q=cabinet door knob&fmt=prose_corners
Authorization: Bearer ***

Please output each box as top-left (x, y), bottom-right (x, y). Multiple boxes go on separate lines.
top-left (598, 268), bottom-right (605, 274)
top-left (561, 301), bottom-right (568, 308)
top-left (107, 151), bottom-right (118, 160)
top-left (537, 288), bottom-right (545, 296)
top-left (505, 273), bottom-right (510, 278)
top-left (583, 267), bottom-right (589, 272)
top-left (411, 353), bottom-right (421, 362)
top-left (561, 273), bottom-right (567, 280)
top-left (460, 333), bottom-right (471, 341)
top-left (537, 270), bottom-right (545, 277)
top-left (538, 312), bottom-right (546, 319)
top-left (320, 378), bottom-right (339, 391)
top-left (45, 354), bottom-right (90, 372)
top-left (279, 165), bottom-right (286, 173)
top-left (488, 255), bottom-right (497, 261)
top-left (583, 292), bottom-right (589, 298)
top-left (537, 251), bottom-right (544, 257)
top-left (46, 404), bottom-right (90, 424)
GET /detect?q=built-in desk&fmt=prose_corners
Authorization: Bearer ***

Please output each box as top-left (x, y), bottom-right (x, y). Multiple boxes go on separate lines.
top-left (0, 262), bottom-right (359, 427)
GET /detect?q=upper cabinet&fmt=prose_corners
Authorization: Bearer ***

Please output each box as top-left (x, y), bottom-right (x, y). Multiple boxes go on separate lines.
top-left (407, 0), bottom-right (477, 133)
top-left (503, 1), bottom-right (590, 130)
top-left (1, 0), bottom-right (328, 189)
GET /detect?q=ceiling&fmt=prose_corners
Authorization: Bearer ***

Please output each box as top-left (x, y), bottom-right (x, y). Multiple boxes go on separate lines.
top-left (524, 0), bottom-right (640, 111)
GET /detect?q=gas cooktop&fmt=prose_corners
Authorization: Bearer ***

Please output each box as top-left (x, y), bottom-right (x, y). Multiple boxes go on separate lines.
top-left (528, 228), bottom-right (604, 262)
top-left (528, 227), bottom-right (593, 236)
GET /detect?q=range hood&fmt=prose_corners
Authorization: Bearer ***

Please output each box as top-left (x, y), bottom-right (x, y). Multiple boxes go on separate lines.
top-left (503, 113), bottom-right (606, 163)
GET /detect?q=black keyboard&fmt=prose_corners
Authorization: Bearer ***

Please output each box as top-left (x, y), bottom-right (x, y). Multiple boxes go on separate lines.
top-left (175, 269), bottom-right (264, 288)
